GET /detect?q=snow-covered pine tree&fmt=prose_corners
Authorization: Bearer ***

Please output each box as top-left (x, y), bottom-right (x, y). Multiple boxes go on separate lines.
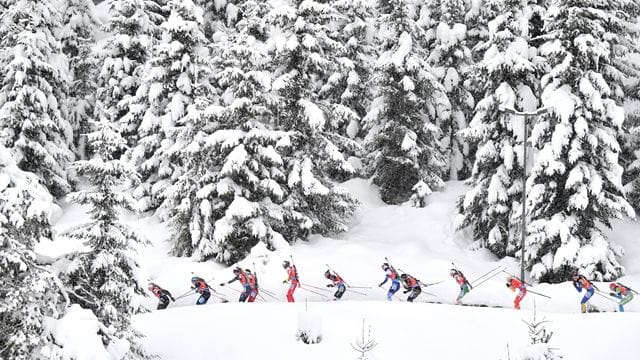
top-left (623, 93), bottom-right (640, 212)
top-left (0, 0), bottom-right (74, 198)
top-left (464, 0), bottom-right (496, 64)
top-left (164, 0), bottom-right (306, 263)
top-left (322, 0), bottom-right (376, 142)
top-left (62, 120), bottom-right (150, 359)
top-left (363, 0), bottom-right (449, 206)
top-left (0, 145), bottom-right (65, 359)
top-left (456, 0), bottom-right (541, 257)
top-left (197, 0), bottom-right (240, 41)
top-left (423, 0), bottom-right (475, 180)
top-left (97, 0), bottom-right (164, 152)
top-left (60, 0), bottom-right (101, 160)
top-left (526, 0), bottom-right (638, 282)
top-left (127, 0), bottom-right (208, 213)
top-left (264, 0), bottom-right (358, 235)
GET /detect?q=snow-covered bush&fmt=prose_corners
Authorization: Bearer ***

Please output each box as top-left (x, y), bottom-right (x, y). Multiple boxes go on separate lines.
top-left (296, 304), bottom-right (322, 345)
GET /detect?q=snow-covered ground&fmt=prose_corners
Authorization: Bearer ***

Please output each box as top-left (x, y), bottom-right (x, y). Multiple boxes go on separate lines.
top-left (40, 179), bottom-right (640, 359)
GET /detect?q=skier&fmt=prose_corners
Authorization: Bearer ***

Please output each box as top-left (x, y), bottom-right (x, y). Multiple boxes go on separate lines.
top-left (324, 269), bottom-right (346, 300)
top-left (450, 269), bottom-right (471, 305)
top-left (191, 276), bottom-right (211, 305)
top-left (220, 267), bottom-right (251, 302)
top-left (400, 273), bottom-right (422, 302)
top-left (378, 262), bottom-right (400, 301)
top-left (506, 276), bottom-right (526, 310)
top-left (282, 260), bottom-right (299, 302)
top-left (246, 269), bottom-right (259, 303)
top-left (609, 282), bottom-right (634, 312)
top-left (148, 283), bottom-right (175, 310)
top-left (572, 274), bottom-right (594, 313)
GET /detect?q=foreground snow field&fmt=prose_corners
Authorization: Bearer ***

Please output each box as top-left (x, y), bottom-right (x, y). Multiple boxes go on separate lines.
top-left (134, 300), bottom-right (640, 360)
top-left (41, 179), bottom-right (640, 359)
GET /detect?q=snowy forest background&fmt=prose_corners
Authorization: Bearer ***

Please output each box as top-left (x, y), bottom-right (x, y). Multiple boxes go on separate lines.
top-left (2, 0), bottom-right (640, 358)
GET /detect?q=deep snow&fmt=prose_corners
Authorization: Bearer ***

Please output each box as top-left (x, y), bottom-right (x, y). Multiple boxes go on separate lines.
top-left (41, 179), bottom-right (640, 359)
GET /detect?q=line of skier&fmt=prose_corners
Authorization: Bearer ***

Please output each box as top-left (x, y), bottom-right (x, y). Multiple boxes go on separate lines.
top-left (147, 259), bottom-right (636, 313)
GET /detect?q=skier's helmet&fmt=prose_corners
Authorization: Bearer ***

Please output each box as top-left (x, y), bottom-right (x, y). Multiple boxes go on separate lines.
top-left (283, 260), bottom-right (290, 269)
top-left (191, 276), bottom-right (198, 283)
top-left (382, 263), bottom-right (389, 270)
top-left (400, 273), bottom-right (407, 280)
top-left (148, 283), bottom-right (155, 291)
top-left (450, 269), bottom-right (457, 276)
top-left (324, 269), bottom-right (331, 278)
top-left (245, 269), bottom-right (252, 275)
top-left (233, 267), bottom-right (241, 274)
top-left (609, 283), bottom-right (617, 291)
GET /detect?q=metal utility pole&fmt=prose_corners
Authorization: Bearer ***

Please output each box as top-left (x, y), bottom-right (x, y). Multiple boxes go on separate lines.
top-left (498, 106), bottom-right (550, 282)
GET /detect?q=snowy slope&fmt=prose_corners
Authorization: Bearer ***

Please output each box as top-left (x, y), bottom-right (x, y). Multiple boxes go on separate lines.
top-left (134, 301), bottom-right (640, 360)
top-left (41, 179), bottom-right (640, 359)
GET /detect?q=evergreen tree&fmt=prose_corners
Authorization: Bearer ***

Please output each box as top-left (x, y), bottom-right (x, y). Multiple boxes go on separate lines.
top-left (322, 0), bottom-right (376, 142)
top-left (526, 0), bottom-right (638, 282)
top-left (265, 0), bottom-right (358, 234)
top-left (521, 304), bottom-right (562, 359)
top-left (464, 0), bottom-right (496, 64)
top-left (60, 0), bottom-right (101, 159)
top-left (97, 0), bottom-right (163, 152)
top-left (0, 145), bottom-right (64, 359)
top-left (424, 0), bottom-right (475, 180)
top-left (363, 0), bottom-right (449, 205)
top-left (456, 0), bottom-right (541, 257)
top-left (127, 0), bottom-right (207, 212)
top-left (0, 0), bottom-right (74, 198)
top-left (197, 0), bottom-right (241, 40)
top-left (62, 120), bottom-right (150, 359)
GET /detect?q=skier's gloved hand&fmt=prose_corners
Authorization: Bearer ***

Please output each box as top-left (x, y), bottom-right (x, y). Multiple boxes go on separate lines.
top-left (609, 292), bottom-right (616, 296)
top-left (403, 289), bottom-right (410, 294)
top-left (326, 284), bottom-right (334, 288)
top-left (378, 283), bottom-right (383, 288)
top-left (283, 279), bottom-right (288, 284)
top-left (171, 297), bottom-right (176, 302)
top-left (219, 283), bottom-right (225, 287)
top-left (191, 286), bottom-right (195, 290)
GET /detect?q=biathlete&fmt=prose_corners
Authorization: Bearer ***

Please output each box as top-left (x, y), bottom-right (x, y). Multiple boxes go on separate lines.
top-left (324, 269), bottom-right (346, 300)
top-left (572, 274), bottom-right (594, 313)
top-left (379, 263), bottom-right (400, 301)
top-left (609, 282), bottom-right (634, 312)
top-left (506, 276), bottom-right (526, 310)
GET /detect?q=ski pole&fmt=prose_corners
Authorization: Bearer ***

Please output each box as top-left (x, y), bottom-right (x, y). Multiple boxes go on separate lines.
top-left (347, 286), bottom-right (373, 289)
top-left (595, 290), bottom-right (620, 304)
top-left (471, 268), bottom-right (504, 289)
top-left (260, 287), bottom-right (279, 297)
top-left (302, 283), bottom-right (334, 293)
top-left (418, 280), bottom-right (444, 288)
top-left (346, 288), bottom-right (368, 296)
top-left (174, 292), bottom-right (197, 301)
top-left (259, 290), bottom-right (281, 301)
top-left (299, 286), bottom-right (330, 299)
top-left (527, 289), bottom-right (551, 299)
top-left (326, 263), bottom-right (351, 287)
top-left (470, 266), bottom-right (504, 284)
